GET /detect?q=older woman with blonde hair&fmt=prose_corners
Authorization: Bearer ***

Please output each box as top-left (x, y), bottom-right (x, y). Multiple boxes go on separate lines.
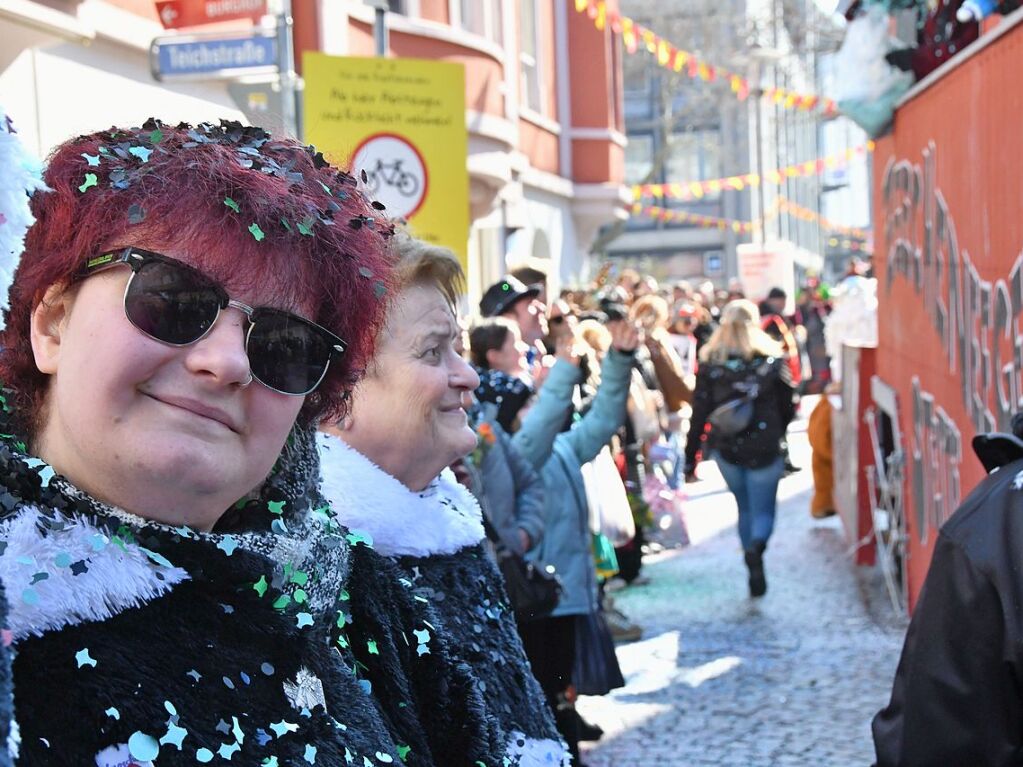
top-left (683, 299), bottom-right (795, 597)
top-left (317, 234), bottom-right (568, 766)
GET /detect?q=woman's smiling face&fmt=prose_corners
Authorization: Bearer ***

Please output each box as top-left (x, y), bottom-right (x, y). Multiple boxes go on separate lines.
top-left (30, 244), bottom-right (307, 529)
top-left (341, 284), bottom-right (480, 490)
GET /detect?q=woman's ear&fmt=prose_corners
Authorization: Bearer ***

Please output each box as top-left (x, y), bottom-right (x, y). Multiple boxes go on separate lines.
top-left (30, 284), bottom-right (73, 375)
top-left (484, 347), bottom-right (500, 369)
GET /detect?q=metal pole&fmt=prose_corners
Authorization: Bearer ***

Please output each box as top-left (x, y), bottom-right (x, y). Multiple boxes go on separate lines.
top-left (374, 6), bottom-right (388, 57)
top-left (276, 0), bottom-right (298, 139)
top-left (753, 65), bottom-right (766, 246)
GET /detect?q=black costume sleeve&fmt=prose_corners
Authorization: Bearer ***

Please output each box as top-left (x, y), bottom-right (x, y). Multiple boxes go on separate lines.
top-left (871, 532), bottom-right (1023, 767)
top-left (683, 366), bottom-right (714, 470)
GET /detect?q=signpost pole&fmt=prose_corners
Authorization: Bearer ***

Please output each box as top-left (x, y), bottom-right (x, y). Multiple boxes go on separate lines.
top-left (275, 0), bottom-right (298, 139)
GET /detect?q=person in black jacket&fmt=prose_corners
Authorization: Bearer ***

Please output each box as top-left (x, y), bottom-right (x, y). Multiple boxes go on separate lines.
top-left (871, 415), bottom-right (1023, 766)
top-left (683, 300), bottom-right (795, 597)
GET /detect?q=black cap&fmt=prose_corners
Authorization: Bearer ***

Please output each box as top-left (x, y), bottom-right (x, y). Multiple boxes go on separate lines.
top-left (479, 275), bottom-right (540, 317)
top-left (767, 287), bottom-right (787, 300)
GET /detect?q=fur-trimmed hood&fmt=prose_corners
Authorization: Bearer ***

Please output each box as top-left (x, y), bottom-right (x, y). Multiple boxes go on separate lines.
top-left (316, 432), bottom-right (485, 557)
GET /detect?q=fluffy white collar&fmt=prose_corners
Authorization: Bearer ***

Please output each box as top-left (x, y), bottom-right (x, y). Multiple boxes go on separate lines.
top-left (316, 431), bottom-right (484, 558)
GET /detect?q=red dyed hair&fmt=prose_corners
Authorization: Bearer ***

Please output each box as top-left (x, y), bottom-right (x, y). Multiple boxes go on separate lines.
top-left (0, 119), bottom-right (396, 437)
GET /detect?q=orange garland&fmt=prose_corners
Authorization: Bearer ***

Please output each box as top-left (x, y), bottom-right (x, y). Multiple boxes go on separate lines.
top-left (630, 200), bottom-right (872, 248)
top-left (632, 142), bottom-right (875, 202)
top-left (576, 0), bottom-right (838, 117)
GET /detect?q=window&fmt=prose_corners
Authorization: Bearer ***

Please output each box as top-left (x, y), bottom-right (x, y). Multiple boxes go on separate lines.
top-left (623, 59), bottom-right (652, 121)
top-left (458, 0), bottom-right (503, 45)
top-left (625, 133), bottom-right (654, 186)
top-left (665, 128), bottom-right (722, 198)
top-left (519, 0), bottom-right (543, 114)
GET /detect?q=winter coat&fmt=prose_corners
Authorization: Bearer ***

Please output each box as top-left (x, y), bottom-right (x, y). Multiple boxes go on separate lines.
top-left (466, 403), bottom-right (545, 555)
top-left (0, 427), bottom-right (408, 767)
top-left (684, 354), bottom-right (796, 470)
top-left (871, 455), bottom-right (1023, 767)
top-left (316, 433), bottom-right (569, 767)
top-left (513, 350), bottom-right (633, 617)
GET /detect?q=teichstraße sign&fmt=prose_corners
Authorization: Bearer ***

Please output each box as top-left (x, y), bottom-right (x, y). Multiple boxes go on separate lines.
top-left (154, 0), bottom-right (267, 30)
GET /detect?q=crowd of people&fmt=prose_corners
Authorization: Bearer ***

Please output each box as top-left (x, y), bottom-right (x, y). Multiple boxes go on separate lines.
top-left (0, 115), bottom-right (846, 766)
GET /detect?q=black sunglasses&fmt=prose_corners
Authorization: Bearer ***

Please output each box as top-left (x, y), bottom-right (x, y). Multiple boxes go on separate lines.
top-left (82, 247), bottom-right (346, 396)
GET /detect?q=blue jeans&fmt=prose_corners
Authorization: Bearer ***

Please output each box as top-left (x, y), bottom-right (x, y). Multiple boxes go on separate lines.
top-left (714, 454), bottom-right (784, 550)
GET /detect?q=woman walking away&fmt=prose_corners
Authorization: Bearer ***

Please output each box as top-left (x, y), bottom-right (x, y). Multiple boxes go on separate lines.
top-left (683, 300), bottom-right (795, 597)
top-left (0, 118), bottom-right (406, 765)
top-left (317, 235), bottom-right (568, 767)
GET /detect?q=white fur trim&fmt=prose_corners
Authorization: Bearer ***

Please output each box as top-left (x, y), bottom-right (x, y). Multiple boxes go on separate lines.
top-left (0, 107), bottom-right (47, 328)
top-left (0, 507), bottom-right (189, 641)
top-left (506, 732), bottom-right (571, 766)
top-left (316, 432), bottom-right (485, 557)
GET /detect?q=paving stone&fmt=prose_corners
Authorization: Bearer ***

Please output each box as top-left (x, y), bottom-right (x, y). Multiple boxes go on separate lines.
top-left (578, 408), bottom-right (909, 766)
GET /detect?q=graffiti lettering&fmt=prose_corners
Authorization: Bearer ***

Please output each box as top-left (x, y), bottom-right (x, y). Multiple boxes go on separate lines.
top-left (911, 378), bottom-right (962, 544)
top-left (883, 145), bottom-right (1023, 542)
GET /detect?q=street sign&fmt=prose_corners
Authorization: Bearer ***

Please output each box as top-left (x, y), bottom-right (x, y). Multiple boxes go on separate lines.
top-left (151, 30), bottom-right (278, 82)
top-left (155, 0), bottom-right (267, 30)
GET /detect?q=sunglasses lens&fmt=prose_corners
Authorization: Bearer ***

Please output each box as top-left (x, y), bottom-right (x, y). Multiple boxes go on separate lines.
top-left (248, 310), bottom-right (335, 395)
top-left (125, 258), bottom-right (222, 344)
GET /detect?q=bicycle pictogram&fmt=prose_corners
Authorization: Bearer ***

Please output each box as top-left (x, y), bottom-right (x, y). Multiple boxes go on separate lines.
top-left (364, 158), bottom-right (420, 198)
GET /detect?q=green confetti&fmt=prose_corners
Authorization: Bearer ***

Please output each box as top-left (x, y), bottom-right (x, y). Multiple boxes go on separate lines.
top-left (297, 218), bottom-right (315, 236)
top-left (280, 217), bottom-right (292, 232)
top-left (367, 639), bottom-right (379, 655)
top-left (397, 745), bottom-right (411, 760)
top-left (150, 128), bottom-right (164, 143)
top-left (268, 500), bottom-right (286, 515)
top-left (81, 153), bottom-right (100, 167)
top-left (317, 180), bottom-right (331, 194)
top-left (272, 594), bottom-right (292, 610)
top-left (374, 281), bottom-right (387, 300)
top-left (249, 223), bottom-right (265, 241)
top-left (294, 589), bottom-right (308, 604)
top-left (78, 173), bottom-right (98, 193)
top-left (253, 575), bottom-right (269, 597)
top-left (336, 612), bottom-right (347, 628)
top-left (224, 197), bottom-right (240, 213)
top-left (339, 588), bottom-right (350, 602)
top-left (290, 570), bottom-right (308, 586)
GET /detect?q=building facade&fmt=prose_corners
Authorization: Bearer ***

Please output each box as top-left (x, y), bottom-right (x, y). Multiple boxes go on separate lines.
top-left (605, 0), bottom-right (858, 287)
top-left (0, 0), bottom-right (629, 304)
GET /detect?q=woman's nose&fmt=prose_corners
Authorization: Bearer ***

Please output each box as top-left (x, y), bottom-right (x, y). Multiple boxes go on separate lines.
top-left (451, 352), bottom-right (481, 391)
top-left (182, 308), bottom-right (251, 388)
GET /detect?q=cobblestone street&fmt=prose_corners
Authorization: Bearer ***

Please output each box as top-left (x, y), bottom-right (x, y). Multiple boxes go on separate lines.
top-left (578, 408), bottom-right (910, 766)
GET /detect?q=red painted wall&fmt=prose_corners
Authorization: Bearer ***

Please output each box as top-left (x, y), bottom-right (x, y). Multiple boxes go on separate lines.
top-left (872, 17), bottom-right (1023, 609)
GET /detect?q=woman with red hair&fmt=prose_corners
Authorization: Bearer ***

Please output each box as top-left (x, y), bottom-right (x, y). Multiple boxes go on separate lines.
top-left (0, 118), bottom-right (409, 765)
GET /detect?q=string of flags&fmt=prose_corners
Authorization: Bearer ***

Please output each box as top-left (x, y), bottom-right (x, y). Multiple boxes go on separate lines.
top-left (630, 198), bottom-right (872, 249)
top-left (631, 142), bottom-right (875, 202)
top-left (630, 203), bottom-right (760, 234)
top-left (575, 0), bottom-right (838, 117)
top-left (776, 197), bottom-right (870, 240)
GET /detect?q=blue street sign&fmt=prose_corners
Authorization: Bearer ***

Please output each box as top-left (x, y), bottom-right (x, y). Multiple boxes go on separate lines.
top-left (151, 31), bottom-right (278, 82)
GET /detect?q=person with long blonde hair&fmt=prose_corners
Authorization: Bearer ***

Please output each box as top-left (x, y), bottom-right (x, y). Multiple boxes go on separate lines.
top-left (683, 300), bottom-right (796, 597)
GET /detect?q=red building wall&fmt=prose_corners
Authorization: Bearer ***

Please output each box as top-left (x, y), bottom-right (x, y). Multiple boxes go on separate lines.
top-left (872, 16), bottom-right (1023, 609)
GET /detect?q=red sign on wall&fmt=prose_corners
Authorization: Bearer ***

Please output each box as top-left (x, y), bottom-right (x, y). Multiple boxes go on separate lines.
top-left (154, 0), bottom-right (267, 29)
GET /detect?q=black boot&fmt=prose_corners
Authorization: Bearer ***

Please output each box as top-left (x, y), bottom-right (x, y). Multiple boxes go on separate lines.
top-left (744, 540), bottom-right (767, 597)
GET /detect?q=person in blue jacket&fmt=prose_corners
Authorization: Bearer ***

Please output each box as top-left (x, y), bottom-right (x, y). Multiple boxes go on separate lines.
top-left (510, 318), bottom-right (638, 762)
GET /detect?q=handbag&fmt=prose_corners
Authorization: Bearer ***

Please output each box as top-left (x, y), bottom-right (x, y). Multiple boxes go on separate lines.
top-left (707, 380), bottom-right (758, 437)
top-left (482, 518), bottom-right (561, 622)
